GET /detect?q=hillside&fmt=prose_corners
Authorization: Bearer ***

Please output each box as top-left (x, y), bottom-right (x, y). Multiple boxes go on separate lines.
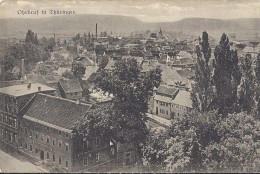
top-left (0, 15), bottom-right (260, 39)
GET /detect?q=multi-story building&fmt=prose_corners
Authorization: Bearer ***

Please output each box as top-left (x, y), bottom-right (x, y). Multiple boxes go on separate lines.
top-left (0, 83), bottom-right (56, 148)
top-left (153, 85), bottom-right (192, 119)
top-left (18, 93), bottom-right (136, 172)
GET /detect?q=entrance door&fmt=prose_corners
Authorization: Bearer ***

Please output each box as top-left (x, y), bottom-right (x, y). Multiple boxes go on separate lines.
top-left (156, 107), bottom-right (158, 115)
top-left (40, 150), bottom-right (44, 160)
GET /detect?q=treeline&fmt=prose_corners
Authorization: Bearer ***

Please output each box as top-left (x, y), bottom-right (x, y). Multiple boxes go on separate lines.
top-left (0, 30), bottom-right (51, 81)
top-left (141, 32), bottom-right (260, 173)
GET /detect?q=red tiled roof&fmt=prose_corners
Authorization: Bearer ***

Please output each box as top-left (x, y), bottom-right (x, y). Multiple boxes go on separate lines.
top-left (23, 93), bottom-right (92, 130)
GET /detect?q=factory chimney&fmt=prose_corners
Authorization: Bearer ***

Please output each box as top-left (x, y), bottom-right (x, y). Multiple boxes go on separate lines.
top-left (95, 23), bottom-right (97, 40)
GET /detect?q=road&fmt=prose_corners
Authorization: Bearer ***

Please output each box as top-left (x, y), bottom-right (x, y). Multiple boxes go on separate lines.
top-left (0, 149), bottom-right (44, 173)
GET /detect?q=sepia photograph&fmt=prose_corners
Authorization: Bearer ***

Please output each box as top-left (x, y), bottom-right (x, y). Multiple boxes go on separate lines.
top-left (0, 0), bottom-right (260, 173)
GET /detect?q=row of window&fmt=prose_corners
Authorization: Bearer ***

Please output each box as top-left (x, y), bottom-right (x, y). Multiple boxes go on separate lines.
top-left (69, 92), bottom-right (78, 96)
top-left (0, 128), bottom-right (16, 143)
top-left (0, 113), bottom-right (17, 128)
top-left (159, 109), bottom-right (168, 115)
top-left (21, 128), bottom-right (70, 151)
top-left (20, 142), bottom-right (69, 168)
top-left (27, 122), bottom-right (69, 138)
top-left (156, 100), bottom-right (191, 111)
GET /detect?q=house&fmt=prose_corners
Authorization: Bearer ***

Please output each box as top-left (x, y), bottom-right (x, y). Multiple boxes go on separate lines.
top-left (18, 93), bottom-right (137, 172)
top-left (153, 85), bottom-right (179, 119)
top-left (171, 90), bottom-right (193, 118)
top-left (0, 83), bottom-right (56, 149)
top-left (177, 51), bottom-right (192, 59)
top-left (242, 47), bottom-right (259, 59)
top-left (58, 78), bottom-right (83, 100)
top-left (153, 85), bottom-right (192, 119)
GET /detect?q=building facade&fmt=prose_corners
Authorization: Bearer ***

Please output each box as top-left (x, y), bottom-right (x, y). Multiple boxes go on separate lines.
top-left (153, 85), bottom-right (192, 119)
top-left (0, 83), bottom-right (56, 148)
top-left (18, 93), bottom-right (136, 172)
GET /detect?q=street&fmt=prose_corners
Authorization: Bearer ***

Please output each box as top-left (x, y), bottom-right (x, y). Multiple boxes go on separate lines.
top-left (0, 149), bottom-right (44, 173)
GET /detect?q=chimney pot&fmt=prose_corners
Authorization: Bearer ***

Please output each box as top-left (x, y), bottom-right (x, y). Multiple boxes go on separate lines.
top-left (38, 86), bottom-right (41, 91)
top-left (27, 83), bottom-right (31, 89)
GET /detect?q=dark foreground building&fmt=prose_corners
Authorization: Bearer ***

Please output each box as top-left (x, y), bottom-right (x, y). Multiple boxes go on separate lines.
top-left (18, 93), bottom-right (137, 172)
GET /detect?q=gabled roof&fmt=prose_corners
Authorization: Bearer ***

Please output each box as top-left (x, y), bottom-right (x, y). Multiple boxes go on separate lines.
top-left (178, 51), bottom-right (192, 58)
top-left (42, 75), bottom-right (61, 84)
top-left (104, 59), bottom-right (116, 71)
top-left (242, 47), bottom-right (259, 53)
top-left (172, 90), bottom-right (192, 108)
top-left (156, 85), bottom-right (179, 96)
top-left (58, 78), bottom-right (83, 94)
top-left (176, 69), bottom-right (195, 79)
top-left (22, 93), bottom-right (92, 130)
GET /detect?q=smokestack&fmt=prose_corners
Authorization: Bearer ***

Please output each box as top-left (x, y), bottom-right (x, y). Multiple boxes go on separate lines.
top-left (95, 23), bottom-right (97, 40)
top-left (21, 59), bottom-right (25, 79)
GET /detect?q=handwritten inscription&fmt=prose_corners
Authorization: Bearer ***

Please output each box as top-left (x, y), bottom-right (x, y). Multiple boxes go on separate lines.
top-left (17, 9), bottom-right (76, 15)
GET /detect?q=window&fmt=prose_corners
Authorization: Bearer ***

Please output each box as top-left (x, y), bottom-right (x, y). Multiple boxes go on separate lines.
top-left (58, 141), bottom-right (62, 148)
top-left (20, 128), bottom-right (23, 133)
top-left (47, 152), bottom-right (49, 159)
top-left (65, 134), bottom-right (69, 138)
top-left (25, 128), bottom-right (28, 135)
top-left (47, 137), bottom-right (50, 144)
top-left (74, 92), bottom-right (77, 95)
top-left (46, 126), bottom-right (49, 131)
top-left (166, 103), bottom-right (168, 107)
top-left (66, 161), bottom-right (69, 168)
top-left (156, 100), bottom-right (158, 104)
top-left (53, 155), bottom-right (55, 162)
top-left (65, 143), bottom-right (69, 151)
top-left (59, 157), bottom-right (62, 165)
top-left (14, 118), bottom-right (17, 128)
top-left (35, 147), bottom-right (38, 153)
top-left (20, 141), bottom-right (23, 147)
top-left (95, 153), bottom-right (100, 162)
top-left (35, 132), bottom-right (38, 139)
top-left (83, 140), bottom-right (89, 149)
top-left (166, 110), bottom-right (168, 115)
top-left (30, 132), bottom-right (33, 137)
top-left (41, 134), bottom-right (44, 141)
top-left (52, 139), bottom-right (56, 146)
top-left (83, 158), bottom-right (88, 166)
top-left (96, 137), bottom-right (100, 147)
top-left (29, 145), bottom-right (32, 152)
top-left (58, 131), bottom-right (62, 136)
top-left (24, 143), bottom-right (28, 149)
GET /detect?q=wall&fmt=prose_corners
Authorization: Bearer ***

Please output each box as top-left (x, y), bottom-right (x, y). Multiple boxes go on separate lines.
top-left (18, 118), bottom-right (73, 171)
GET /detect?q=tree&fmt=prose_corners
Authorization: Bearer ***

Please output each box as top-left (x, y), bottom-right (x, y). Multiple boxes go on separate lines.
top-left (238, 54), bottom-right (255, 113)
top-left (212, 33), bottom-right (241, 115)
top-left (93, 58), bottom-right (162, 148)
top-left (254, 53), bottom-right (260, 119)
top-left (72, 61), bottom-right (86, 78)
top-left (142, 111), bottom-right (260, 173)
top-left (191, 31), bottom-right (214, 113)
top-left (61, 70), bottom-right (74, 79)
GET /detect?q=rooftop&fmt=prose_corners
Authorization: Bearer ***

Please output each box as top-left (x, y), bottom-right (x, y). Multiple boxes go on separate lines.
top-left (58, 78), bottom-right (83, 93)
top-left (0, 83), bottom-right (56, 97)
top-left (22, 93), bottom-right (92, 130)
top-left (172, 90), bottom-right (192, 108)
top-left (157, 85), bottom-right (179, 96)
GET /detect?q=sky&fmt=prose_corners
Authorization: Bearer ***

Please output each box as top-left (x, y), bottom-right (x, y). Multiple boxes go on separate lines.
top-left (0, 0), bottom-right (260, 22)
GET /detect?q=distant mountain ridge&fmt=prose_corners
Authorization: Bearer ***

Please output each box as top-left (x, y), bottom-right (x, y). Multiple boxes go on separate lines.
top-left (0, 14), bottom-right (260, 39)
